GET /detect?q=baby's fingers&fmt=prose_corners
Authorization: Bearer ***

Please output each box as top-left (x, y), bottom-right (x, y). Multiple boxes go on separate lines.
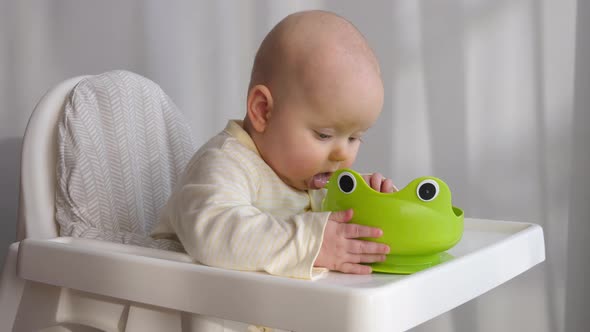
top-left (363, 173), bottom-right (398, 193)
top-left (328, 209), bottom-right (354, 223)
top-left (356, 253), bottom-right (387, 264)
top-left (348, 239), bottom-right (390, 255)
top-left (370, 173), bottom-right (385, 190)
top-left (339, 262), bottom-right (373, 275)
top-left (343, 223), bottom-right (383, 239)
top-left (381, 178), bottom-right (398, 193)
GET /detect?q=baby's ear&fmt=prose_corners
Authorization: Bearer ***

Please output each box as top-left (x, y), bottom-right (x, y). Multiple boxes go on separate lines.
top-left (246, 84), bottom-right (274, 133)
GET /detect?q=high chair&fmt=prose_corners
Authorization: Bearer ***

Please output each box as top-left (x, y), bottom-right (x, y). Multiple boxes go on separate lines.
top-left (0, 70), bottom-right (546, 332)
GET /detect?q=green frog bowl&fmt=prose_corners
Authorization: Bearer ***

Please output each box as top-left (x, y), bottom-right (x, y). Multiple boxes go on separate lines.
top-left (322, 169), bottom-right (464, 274)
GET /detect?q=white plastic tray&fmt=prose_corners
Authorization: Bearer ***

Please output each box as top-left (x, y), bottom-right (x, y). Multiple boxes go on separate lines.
top-left (17, 218), bottom-right (545, 332)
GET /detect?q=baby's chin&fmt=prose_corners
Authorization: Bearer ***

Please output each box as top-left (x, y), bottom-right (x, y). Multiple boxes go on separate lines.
top-left (306, 172), bottom-right (332, 190)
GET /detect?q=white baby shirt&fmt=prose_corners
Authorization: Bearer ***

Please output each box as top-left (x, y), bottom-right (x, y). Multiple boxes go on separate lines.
top-left (152, 120), bottom-right (330, 279)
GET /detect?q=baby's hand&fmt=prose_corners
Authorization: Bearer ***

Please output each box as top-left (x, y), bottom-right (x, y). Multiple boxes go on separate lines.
top-left (314, 209), bottom-right (390, 274)
top-left (362, 173), bottom-right (398, 193)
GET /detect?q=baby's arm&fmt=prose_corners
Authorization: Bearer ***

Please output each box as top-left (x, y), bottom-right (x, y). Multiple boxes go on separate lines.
top-left (168, 150), bottom-right (329, 279)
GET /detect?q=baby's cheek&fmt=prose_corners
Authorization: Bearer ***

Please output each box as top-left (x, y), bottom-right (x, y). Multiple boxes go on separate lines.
top-left (342, 159), bottom-right (355, 169)
top-left (284, 154), bottom-right (316, 175)
top-left (345, 148), bottom-right (360, 167)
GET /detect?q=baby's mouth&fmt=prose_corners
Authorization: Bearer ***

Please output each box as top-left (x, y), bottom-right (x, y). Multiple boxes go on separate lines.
top-left (308, 172), bottom-right (332, 190)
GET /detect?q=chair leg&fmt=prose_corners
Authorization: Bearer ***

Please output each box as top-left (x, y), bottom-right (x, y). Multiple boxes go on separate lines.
top-left (55, 288), bottom-right (128, 331)
top-left (182, 312), bottom-right (225, 332)
top-left (124, 305), bottom-right (238, 332)
top-left (38, 323), bottom-right (103, 332)
top-left (12, 283), bottom-right (127, 332)
top-left (12, 280), bottom-right (66, 331)
top-left (124, 304), bottom-right (182, 332)
top-left (0, 243), bottom-right (25, 332)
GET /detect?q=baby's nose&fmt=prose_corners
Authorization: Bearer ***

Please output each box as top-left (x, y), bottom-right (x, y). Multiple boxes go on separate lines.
top-left (329, 147), bottom-right (349, 162)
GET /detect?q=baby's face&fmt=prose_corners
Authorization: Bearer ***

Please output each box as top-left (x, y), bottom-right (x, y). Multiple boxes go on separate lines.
top-left (258, 68), bottom-right (383, 191)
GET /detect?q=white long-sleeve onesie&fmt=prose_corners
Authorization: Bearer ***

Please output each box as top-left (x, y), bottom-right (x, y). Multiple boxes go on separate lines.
top-left (152, 120), bottom-right (330, 279)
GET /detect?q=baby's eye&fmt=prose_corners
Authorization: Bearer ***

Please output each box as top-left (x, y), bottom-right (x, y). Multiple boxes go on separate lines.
top-left (315, 132), bottom-right (332, 140)
top-left (349, 136), bottom-right (362, 143)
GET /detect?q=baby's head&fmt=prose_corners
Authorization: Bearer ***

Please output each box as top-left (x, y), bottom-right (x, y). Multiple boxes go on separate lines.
top-left (244, 10), bottom-right (384, 191)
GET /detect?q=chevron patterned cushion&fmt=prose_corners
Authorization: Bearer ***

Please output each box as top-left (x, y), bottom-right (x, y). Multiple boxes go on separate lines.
top-left (56, 70), bottom-right (195, 251)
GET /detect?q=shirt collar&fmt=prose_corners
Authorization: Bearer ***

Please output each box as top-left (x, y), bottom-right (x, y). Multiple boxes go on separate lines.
top-left (224, 120), bottom-right (261, 156)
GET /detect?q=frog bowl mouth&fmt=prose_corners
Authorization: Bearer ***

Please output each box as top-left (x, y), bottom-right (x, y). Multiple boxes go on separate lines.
top-left (370, 252), bottom-right (455, 274)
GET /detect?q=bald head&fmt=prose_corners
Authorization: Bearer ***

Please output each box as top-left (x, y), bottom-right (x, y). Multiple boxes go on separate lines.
top-left (248, 10), bottom-right (381, 104)
top-left (243, 11), bottom-right (384, 189)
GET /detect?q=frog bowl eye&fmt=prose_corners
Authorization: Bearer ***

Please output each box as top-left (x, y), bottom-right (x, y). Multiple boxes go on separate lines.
top-left (337, 172), bottom-right (357, 194)
top-left (416, 179), bottom-right (439, 202)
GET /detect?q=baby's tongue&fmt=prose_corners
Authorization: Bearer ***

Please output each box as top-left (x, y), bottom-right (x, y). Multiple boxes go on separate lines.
top-left (309, 173), bottom-right (329, 190)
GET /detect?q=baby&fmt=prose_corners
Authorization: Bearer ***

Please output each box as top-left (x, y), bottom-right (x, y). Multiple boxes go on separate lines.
top-left (153, 10), bottom-right (395, 279)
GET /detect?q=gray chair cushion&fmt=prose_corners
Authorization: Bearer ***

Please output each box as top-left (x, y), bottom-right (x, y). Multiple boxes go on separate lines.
top-left (56, 70), bottom-right (195, 251)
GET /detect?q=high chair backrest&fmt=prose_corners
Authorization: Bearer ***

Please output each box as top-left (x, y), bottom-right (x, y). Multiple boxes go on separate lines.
top-left (17, 75), bottom-right (89, 240)
top-left (18, 71), bottom-right (195, 251)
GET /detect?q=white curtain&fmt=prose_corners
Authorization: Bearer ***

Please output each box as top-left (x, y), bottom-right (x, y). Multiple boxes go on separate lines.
top-left (0, 0), bottom-right (583, 331)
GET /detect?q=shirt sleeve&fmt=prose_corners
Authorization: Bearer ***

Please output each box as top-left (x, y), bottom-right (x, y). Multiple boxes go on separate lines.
top-left (167, 148), bottom-right (330, 279)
